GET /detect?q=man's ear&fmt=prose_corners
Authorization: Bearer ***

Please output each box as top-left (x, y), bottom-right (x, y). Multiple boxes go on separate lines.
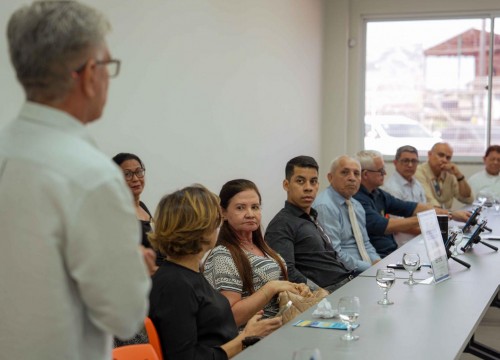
top-left (327, 172), bottom-right (333, 183)
top-left (393, 159), bottom-right (398, 167)
top-left (283, 179), bottom-right (289, 192)
top-left (79, 59), bottom-right (97, 98)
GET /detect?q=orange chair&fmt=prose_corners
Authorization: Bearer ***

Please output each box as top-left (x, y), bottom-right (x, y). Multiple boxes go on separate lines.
top-left (112, 344), bottom-right (159, 360)
top-left (144, 317), bottom-right (163, 360)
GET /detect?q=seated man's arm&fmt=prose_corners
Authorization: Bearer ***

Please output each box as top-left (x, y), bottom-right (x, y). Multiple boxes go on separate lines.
top-left (381, 191), bottom-right (421, 235)
top-left (265, 223), bottom-right (318, 289)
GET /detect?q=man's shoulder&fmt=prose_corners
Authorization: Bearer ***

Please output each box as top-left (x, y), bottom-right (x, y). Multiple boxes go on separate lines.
top-left (415, 162), bottom-right (432, 179)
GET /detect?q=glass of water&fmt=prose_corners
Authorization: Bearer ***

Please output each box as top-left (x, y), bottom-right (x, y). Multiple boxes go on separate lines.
top-left (292, 348), bottom-right (322, 360)
top-left (402, 253), bottom-right (420, 285)
top-left (338, 296), bottom-right (360, 341)
top-left (376, 268), bottom-right (395, 305)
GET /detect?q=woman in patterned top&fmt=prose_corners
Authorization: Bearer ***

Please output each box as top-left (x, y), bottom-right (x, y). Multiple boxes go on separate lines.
top-left (204, 179), bottom-right (309, 326)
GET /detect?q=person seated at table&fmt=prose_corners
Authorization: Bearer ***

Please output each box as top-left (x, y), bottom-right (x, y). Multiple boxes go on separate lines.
top-left (415, 142), bottom-right (474, 209)
top-left (314, 155), bottom-right (380, 272)
top-left (353, 150), bottom-right (454, 258)
top-left (148, 184), bottom-right (282, 359)
top-left (382, 145), bottom-right (470, 246)
top-left (204, 179), bottom-right (305, 326)
top-left (468, 145), bottom-right (500, 199)
top-left (266, 156), bottom-right (353, 292)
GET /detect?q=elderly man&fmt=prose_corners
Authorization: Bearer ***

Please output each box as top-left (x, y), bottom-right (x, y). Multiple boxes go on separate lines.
top-left (383, 146), bottom-right (470, 246)
top-left (266, 156), bottom-right (352, 293)
top-left (415, 142), bottom-right (474, 209)
top-left (469, 145), bottom-right (500, 198)
top-left (314, 155), bottom-right (380, 272)
top-left (0, 2), bottom-right (150, 359)
top-left (353, 150), bottom-right (451, 258)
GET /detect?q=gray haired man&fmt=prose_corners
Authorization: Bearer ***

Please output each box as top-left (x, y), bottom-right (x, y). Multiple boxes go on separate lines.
top-left (1, 2), bottom-right (150, 359)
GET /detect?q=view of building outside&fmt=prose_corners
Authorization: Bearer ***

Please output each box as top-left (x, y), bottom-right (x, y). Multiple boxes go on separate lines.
top-left (365, 18), bottom-right (500, 157)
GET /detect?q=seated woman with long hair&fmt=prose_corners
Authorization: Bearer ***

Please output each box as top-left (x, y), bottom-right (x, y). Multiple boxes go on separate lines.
top-left (148, 184), bottom-right (281, 359)
top-left (204, 179), bottom-right (309, 326)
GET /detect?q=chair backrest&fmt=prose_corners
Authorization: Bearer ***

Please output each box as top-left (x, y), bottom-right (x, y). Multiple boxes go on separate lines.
top-left (112, 344), bottom-right (159, 360)
top-left (144, 317), bottom-right (163, 360)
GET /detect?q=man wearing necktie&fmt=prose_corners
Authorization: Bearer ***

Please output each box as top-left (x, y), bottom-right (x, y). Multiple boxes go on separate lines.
top-left (314, 156), bottom-right (380, 273)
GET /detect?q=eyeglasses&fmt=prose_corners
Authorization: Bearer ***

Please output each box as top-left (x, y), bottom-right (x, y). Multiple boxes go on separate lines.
top-left (74, 59), bottom-right (121, 78)
top-left (124, 168), bottom-right (145, 180)
top-left (364, 168), bottom-right (386, 175)
top-left (398, 159), bottom-right (419, 166)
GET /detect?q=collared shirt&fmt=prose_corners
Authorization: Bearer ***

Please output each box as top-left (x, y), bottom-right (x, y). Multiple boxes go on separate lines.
top-left (383, 171), bottom-right (426, 203)
top-left (415, 162), bottom-right (474, 209)
top-left (314, 186), bottom-right (380, 272)
top-left (468, 170), bottom-right (500, 198)
top-left (353, 185), bottom-right (417, 258)
top-left (0, 102), bottom-right (151, 360)
top-left (265, 201), bottom-right (350, 290)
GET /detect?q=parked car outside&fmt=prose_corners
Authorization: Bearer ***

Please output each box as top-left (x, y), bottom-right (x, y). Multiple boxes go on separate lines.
top-left (364, 115), bottom-right (442, 157)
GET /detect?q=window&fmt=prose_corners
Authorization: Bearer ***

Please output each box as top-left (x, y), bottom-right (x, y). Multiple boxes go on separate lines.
top-left (364, 18), bottom-right (500, 158)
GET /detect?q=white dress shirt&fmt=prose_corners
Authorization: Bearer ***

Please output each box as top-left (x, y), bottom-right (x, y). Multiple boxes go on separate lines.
top-left (0, 102), bottom-right (151, 360)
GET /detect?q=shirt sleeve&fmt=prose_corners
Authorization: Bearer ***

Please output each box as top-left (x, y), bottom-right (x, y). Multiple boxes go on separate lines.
top-left (384, 191), bottom-right (418, 218)
top-left (315, 202), bottom-right (363, 272)
top-left (66, 176), bottom-right (151, 339)
top-left (355, 193), bottom-right (390, 236)
top-left (155, 281), bottom-right (229, 360)
top-left (204, 247), bottom-right (243, 294)
top-left (265, 220), bottom-right (309, 285)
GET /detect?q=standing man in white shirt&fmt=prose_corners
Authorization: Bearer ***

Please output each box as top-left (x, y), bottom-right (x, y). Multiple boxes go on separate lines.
top-left (468, 145), bottom-right (500, 199)
top-left (0, 2), bottom-right (151, 359)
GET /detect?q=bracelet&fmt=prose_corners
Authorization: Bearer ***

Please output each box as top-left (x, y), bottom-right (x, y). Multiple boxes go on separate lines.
top-left (456, 175), bottom-right (465, 181)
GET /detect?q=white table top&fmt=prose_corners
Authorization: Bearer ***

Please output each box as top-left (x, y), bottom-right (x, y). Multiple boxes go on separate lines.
top-left (235, 212), bottom-right (500, 360)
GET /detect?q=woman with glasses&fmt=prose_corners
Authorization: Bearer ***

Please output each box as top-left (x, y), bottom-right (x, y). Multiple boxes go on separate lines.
top-left (112, 153), bottom-right (153, 249)
top-left (112, 153), bottom-right (157, 348)
top-left (149, 184), bottom-right (282, 359)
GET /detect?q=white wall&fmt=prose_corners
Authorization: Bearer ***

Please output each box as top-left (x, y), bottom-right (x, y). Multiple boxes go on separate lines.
top-left (0, 0), bottom-right (323, 226)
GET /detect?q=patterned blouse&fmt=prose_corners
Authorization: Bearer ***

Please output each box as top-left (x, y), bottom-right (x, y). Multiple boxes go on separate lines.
top-left (203, 245), bottom-right (284, 318)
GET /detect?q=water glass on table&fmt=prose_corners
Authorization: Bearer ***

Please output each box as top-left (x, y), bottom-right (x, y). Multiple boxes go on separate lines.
top-left (292, 348), bottom-right (322, 360)
top-left (338, 296), bottom-right (360, 341)
top-left (376, 268), bottom-right (395, 305)
top-left (402, 253), bottom-right (420, 286)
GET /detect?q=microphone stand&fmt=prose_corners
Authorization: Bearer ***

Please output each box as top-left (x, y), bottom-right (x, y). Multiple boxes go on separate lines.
top-left (445, 232), bottom-right (471, 269)
top-left (461, 221), bottom-right (499, 252)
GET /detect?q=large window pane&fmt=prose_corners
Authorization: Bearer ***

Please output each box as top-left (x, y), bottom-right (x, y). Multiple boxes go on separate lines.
top-left (365, 18), bottom-right (499, 157)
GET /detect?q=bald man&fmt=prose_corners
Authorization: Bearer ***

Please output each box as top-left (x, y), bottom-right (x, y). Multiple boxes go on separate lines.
top-left (415, 142), bottom-right (474, 209)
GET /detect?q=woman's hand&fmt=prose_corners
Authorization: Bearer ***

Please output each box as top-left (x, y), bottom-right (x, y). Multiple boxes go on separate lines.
top-left (265, 280), bottom-right (300, 297)
top-left (242, 313), bottom-right (282, 338)
top-left (294, 283), bottom-right (312, 297)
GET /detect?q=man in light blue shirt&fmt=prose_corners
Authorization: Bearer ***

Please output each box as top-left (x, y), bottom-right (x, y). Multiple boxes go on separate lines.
top-left (383, 145), bottom-right (426, 203)
top-left (314, 155), bottom-right (380, 272)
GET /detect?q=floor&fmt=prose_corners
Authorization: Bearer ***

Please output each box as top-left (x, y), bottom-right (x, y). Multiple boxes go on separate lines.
top-left (460, 305), bottom-right (500, 359)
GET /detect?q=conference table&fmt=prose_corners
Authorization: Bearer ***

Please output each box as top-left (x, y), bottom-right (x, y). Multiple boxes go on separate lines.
top-left (234, 211), bottom-right (500, 360)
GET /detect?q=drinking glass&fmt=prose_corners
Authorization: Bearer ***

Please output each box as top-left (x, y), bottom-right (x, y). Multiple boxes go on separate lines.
top-left (402, 253), bottom-right (420, 285)
top-left (338, 296), bottom-right (360, 341)
top-left (450, 227), bottom-right (464, 256)
top-left (292, 348), bottom-right (322, 360)
top-left (493, 196), bottom-right (500, 214)
top-left (376, 269), bottom-right (395, 305)
top-left (477, 190), bottom-right (489, 206)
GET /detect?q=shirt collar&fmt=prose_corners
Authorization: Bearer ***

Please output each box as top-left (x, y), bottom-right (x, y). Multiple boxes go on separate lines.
top-left (18, 101), bottom-right (96, 146)
top-left (327, 185), bottom-right (348, 205)
top-left (284, 201), bottom-right (318, 220)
